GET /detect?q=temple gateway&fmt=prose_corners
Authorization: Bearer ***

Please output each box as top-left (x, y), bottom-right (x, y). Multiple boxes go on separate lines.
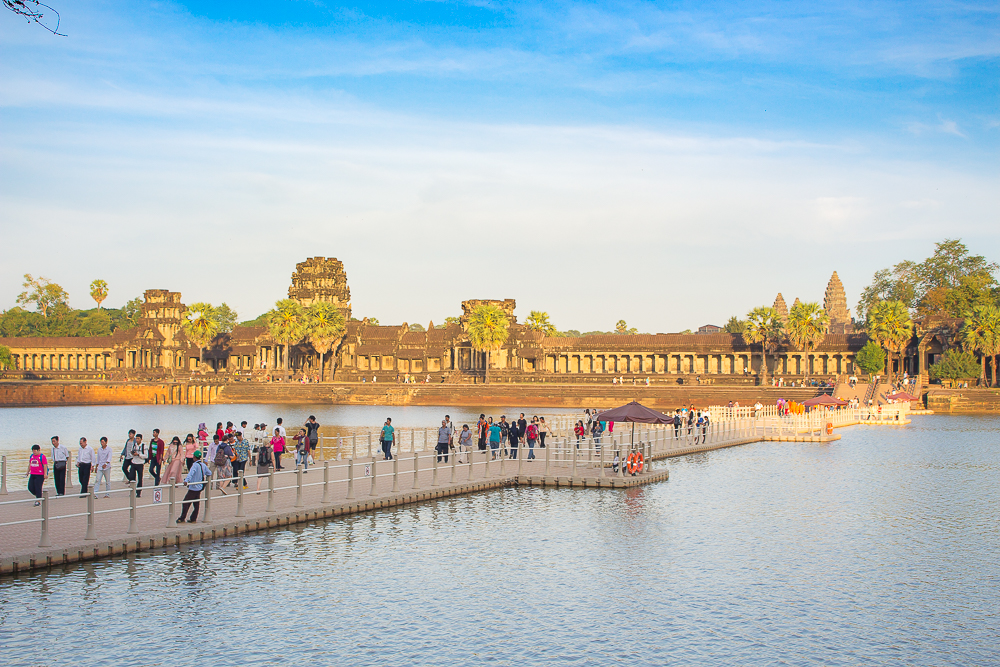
top-left (0, 258), bottom-right (957, 385)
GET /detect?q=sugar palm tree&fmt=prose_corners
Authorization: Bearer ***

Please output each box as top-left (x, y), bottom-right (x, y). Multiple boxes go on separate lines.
top-left (786, 301), bottom-right (830, 378)
top-left (745, 306), bottom-right (784, 386)
top-left (867, 300), bottom-right (912, 384)
top-left (89, 279), bottom-right (108, 310)
top-left (267, 299), bottom-right (306, 379)
top-left (961, 304), bottom-right (1000, 387)
top-left (304, 302), bottom-right (346, 382)
top-left (467, 304), bottom-right (509, 384)
top-left (181, 303), bottom-right (220, 368)
top-left (525, 310), bottom-right (557, 336)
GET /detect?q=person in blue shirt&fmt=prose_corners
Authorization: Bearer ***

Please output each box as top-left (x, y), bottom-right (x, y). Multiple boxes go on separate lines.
top-left (488, 421), bottom-right (501, 460)
top-left (177, 450), bottom-right (211, 523)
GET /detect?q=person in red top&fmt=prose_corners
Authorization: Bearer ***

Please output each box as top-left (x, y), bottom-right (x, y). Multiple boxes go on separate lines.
top-left (26, 444), bottom-right (48, 506)
top-left (215, 422), bottom-right (225, 442)
top-left (148, 428), bottom-right (165, 485)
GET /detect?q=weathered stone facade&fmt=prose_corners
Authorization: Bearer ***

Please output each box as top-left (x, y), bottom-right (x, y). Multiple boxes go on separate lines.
top-left (823, 271), bottom-right (853, 334)
top-left (1, 262), bottom-right (876, 383)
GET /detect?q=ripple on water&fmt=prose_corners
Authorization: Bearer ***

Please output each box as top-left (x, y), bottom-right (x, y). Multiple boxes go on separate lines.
top-left (1, 415), bottom-right (999, 666)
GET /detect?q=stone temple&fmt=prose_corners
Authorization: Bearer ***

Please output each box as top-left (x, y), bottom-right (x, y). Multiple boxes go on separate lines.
top-left (11, 261), bottom-right (956, 383)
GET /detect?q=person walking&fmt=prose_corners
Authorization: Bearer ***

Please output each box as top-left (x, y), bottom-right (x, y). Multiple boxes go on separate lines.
top-left (129, 433), bottom-right (147, 497)
top-left (477, 414), bottom-right (488, 452)
top-left (305, 416), bottom-right (320, 466)
top-left (526, 419), bottom-right (538, 459)
top-left (94, 437), bottom-right (113, 498)
top-left (574, 421), bottom-right (585, 448)
top-left (292, 428), bottom-right (309, 469)
top-left (436, 420), bottom-right (451, 463)
top-left (164, 436), bottom-right (185, 486)
top-left (591, 419), bottom-right (604, 452)
top-left (498, 417), bottom-right (510, 459)
top-left (147, 429), bottom-right (165, 486)
top-left (517, 413), bottom-right (527, 450)
top-left (120, 430), bottom-right (137, 483)
top-left (673, 411), bottom-right (681, 439)
top-left (380, 418), bottom-right (395, 461)
top-left (207, 434), bottom-right (221, 481)
top-left (508, 419), bottom-right (519, 459)
top-left (50, 436), bottom-right (69, 496)
top-left (177, 451), bottom-right (210, 523)
top-left (255, 438), bottom-right (273, 493)
top-left (26, 444), bottom-right (48, 506)
top-left (538, 417), bottom-right (548, 448)
top-left (196, 423), bottom-right (209, 457)
top-left (488, 420), bottom-right (501, 460)
top-left (233, 431), bottom-right (251, 485)
top-left (76, 437), bottom-right (95, 496)
top-left (458, 425), bottom-right (472, 463)
top-left (271, 429), bottom-right (286, 471)
top-left (214, 435), bottom-right (234, 492)
top-left (183, 433), bottom-right (197, 472)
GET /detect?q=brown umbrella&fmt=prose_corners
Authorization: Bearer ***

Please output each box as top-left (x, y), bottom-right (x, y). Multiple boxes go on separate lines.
top-left (596, 401), bottom-right (673, 447)
top-left (886, 391), bottom-right (918, 402)
top-left (802, 394), bottom-right (848, 407)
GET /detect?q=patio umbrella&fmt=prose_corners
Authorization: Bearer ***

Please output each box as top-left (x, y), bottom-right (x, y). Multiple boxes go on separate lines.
top-left (802, 394), bottom-right (848, 407)
top-left (596, 401), bottom-right (673, 447)
top-left (886, 391), bottom-right (918, 402)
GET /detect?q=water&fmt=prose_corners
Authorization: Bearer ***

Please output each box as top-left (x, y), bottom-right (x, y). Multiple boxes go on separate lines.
top-left (1, 415), bottom-right (998, 665)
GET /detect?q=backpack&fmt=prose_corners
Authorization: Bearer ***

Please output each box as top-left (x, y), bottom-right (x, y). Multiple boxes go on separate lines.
top-left (258, 447), bottom-right (272, 467)
top-left (214, 444), bottom-right (229, 466)
top-left (527, 424), bottom-right (538, 439)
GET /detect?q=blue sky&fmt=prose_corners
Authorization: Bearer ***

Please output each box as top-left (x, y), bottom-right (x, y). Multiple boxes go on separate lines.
top-left (1, 1), bottom-right (997, 331)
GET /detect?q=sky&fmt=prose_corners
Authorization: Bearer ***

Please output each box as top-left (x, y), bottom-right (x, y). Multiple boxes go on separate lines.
top-left (1, 0), bottom-right (997, 333)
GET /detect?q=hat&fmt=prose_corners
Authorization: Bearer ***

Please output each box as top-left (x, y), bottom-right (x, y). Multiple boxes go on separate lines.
top-left (198, 423), bottom-right (206, 430)
top-left (193, 450), bottom-right (203, 459)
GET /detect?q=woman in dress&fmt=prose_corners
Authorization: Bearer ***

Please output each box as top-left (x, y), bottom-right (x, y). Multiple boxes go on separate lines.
top-left (538, 417), bottom-right (548, 448)
top-left (164, 436), bottom-right (185, 485)
top-left (183, 433), bottom-right (198, 471)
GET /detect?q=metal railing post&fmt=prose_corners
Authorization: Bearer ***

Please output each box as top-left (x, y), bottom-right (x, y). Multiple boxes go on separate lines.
top-left (411, 430), bottom-right (415, 453)
top-left (236, 470), bottom-right (246, 516)
top-left (295, 465), bottom-right (304, 507)
top-left (85, 491), bottom-right (97, 540)
top-left (1, 455), bottom-right (7, 495)
top-left (127, 482), bottom-right (139, 533)
top-left (39, 490), bottom-right (52, 547)
top-left (599, 441), bottom-right (605, 477)
top-left (450, 448), bottom-right (457, 484)
top-left (432, 452), bottom-right (440, 486)
top-left (346, 460), bottom-right (355, 499)
top-left (322, 460), bottom-right (331, 503)
top-left (484, 447), bottom-right (491, 479)
top-left (412, 451), bottom-right (420, 489)
top-left (166, 481), bottom-right (176, 527)
top-left (571, 443), bottom-right (578, 478)
top-left (369, 458), bottom-right (378, 496)
top-left (352, 434), bottom-right (357, 460)
top-left (517, 443), bottom-right (523, 476)
top-left (202, 476), bottom-right (212, 523)
top-left (499, 445), bottom-right (506, 476)
top-left (393, 454), bottom-right (400, 492)
top-left (267, 466), bottom-right (276, 511)
top-left (544, 439), bottom-right (550, 476)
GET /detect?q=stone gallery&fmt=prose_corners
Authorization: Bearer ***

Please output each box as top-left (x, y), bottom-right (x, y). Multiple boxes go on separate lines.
top-left (0, 258), bottom-right (956, 384)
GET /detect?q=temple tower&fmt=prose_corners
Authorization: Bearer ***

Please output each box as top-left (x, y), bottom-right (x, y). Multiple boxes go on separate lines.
top-left (772, 293), bottom-right (789, 323)
top-left (288, 257), bottom-right (352, 319)
top-left (824, 271), bottom-right (853, 334)
top-left (140, 290), bottom-right (185, 346)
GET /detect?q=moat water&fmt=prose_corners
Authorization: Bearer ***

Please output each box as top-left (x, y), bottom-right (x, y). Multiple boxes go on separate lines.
top-left (1, 414), bottom-right (998, 665)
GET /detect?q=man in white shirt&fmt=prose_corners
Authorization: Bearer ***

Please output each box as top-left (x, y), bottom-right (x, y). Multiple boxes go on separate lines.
top-left (130, 433), bottom-right (147, 497)
top-left (94, 437), bottom-right (113, 498)
top-left (51, 436), bottom-right (69, 496)
top-left (76, 437), bottom-right (96, 496)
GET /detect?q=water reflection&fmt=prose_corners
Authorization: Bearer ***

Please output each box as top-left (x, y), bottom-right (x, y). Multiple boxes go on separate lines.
top-left (0, 416), bottom-right (998, 666)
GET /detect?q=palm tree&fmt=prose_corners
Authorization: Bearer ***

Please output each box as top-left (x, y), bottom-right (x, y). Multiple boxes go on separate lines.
top-left (267, 299), bottom-right (306, 378)
top-left (867, 300), bottom-right (912, 384)
top-left (525, 310), bottom-right (557, 336)
top-left (89, 279), bottom-right (108, 310)
top-left (962, 304), bottom-right (1000, 387)
top-left (786, 301), bottom-right (830, 378)
top-left (745, 306), bottom-right (784, 386)
top-left (304, 302), bottom-right (346, 382)
top-left (181, 303), bottom-right (220, 368)
top-left (467, 304), bottom-right (509, 384)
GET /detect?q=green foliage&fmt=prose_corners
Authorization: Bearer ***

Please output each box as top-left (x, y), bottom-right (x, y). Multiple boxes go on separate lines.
top-left (786, 302), bottom-right (829, 376)
top-left (89, 279), bottom-right (108, 309)
top-left (866, 300), bottom-right (912, 379)
top-left (858, 239), bottom-right (998, 321)
top-left (615, 319), bottom-right (638, 335)
top-left (304, 302), bottom-right (346, 380)
top-left (0, 345), bottom-right (11, 370)
top-left (678, 329), bottom-right (693, 334)
top-left (0, 304), bottom-right (124, 337)
top-left (745, 306), bottom-right (785, 384)
top-left (854, 341), bottom-right (886, 376)
top-left (215, 303), bottom-right (239, 333)
top-left (468, 304), bottom-right (509, 383)
top-left (409, 323), bottom-right (426, 331)
top-left (525, 311), bottom-right (558, 336)
top-left (182, 303), bottom-right (221, 364)
top-left (443, 317), bottom-right (459, 326)
top-left (723, 316), bottom-right (747, 334)
top-left (120, 297), bottom-right (142, 329)
top-left (961, 304), bottom-right (1000, 386)
top-left (366, 317), bottom-right (380, 326)
top-left (929, 349), bottom-right (981, 381)
top-left (267, 299), bottom-right (306, 371)
top-left (17, 274), bottom-right (68, 318)
top-left (240, 313), bottom-right (270, 327)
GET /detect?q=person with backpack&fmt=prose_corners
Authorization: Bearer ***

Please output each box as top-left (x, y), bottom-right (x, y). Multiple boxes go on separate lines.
top-left (305, 415), bottom-right (320, 466)
top-left (214, 435), bottom-right (234, 492)
top-left (147, 429), bottom-right (165, 486)
top-left (255, 438), bottom-right (273, 494)
top-left (177, 450), bottom-right (211, 523)
top-left (129, 434), bottom-right (148, 497)
top-left (526, 419), bottom-right (539, 460)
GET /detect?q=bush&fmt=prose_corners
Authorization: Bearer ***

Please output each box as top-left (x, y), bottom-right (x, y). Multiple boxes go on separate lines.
top-left (855, 341), bottom-right (886, 376)
top-left (929, 349), bottom-right (980, 381)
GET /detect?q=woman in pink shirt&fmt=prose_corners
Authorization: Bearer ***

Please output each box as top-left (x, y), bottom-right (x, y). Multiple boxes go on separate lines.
top-left (26, 444), bottom-right (48, 506)
top-left (184, 433), bottom-right (198, 471)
